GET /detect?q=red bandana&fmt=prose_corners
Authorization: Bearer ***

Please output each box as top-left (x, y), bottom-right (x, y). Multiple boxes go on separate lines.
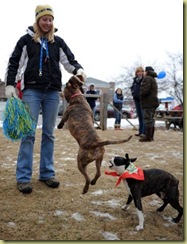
top-left (105, 164), bottom-right (144, 187)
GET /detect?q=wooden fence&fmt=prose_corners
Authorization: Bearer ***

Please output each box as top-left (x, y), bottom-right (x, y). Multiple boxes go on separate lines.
top-left (62, 93), bottom-right (137, 131)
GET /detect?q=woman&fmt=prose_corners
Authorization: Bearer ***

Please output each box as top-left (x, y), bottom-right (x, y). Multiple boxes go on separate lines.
top-left (4, 4), bottom-right (86, 194)
top-left (113, 88), bottom-right (124, 130)
top-left (131, 67), bottom-right (145, 137)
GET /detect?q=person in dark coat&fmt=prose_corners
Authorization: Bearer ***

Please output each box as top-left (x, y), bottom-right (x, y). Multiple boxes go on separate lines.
top-left (86, 84), bottom-right (97, 118)
top-left (139, 66), bottom-right (159, 142)
top-left (131, 67), bottom-right (145, 137)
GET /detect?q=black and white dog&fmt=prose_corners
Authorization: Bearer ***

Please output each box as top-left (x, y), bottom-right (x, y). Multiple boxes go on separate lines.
top-left (108, 153), bottom-right (183, 231)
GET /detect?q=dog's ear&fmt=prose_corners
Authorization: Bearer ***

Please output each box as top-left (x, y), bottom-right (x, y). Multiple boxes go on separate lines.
top-left (125, 153), bottom-right (137, 163)
top-left (68, 76), bottom-right (78, 88)
top-left (125, 153), bottom-right (129, 160)
top-left (130, 158), bottom-right (137, 163)
top-left (68, 76), bottom-right (84, 93)
top-left (76, 75), bottom-right (84, 83)
top-left (75, 75), bottom-right (84, 94)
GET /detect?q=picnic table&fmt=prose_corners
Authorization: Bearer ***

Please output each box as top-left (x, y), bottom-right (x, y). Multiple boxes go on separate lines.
top-left (154, 109), bottom-right (183, 129)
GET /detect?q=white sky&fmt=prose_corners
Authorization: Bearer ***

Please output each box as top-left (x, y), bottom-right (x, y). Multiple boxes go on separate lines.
top-left (0, 0), bottom-right (183, 83)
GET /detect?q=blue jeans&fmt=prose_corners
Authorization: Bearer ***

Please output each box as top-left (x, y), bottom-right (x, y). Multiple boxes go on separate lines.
top-left (16, 89), bottom-right (60, 183)
top-left (114, 108), bottom-right (122, 125)
top-left (134, 100), bottom-right (145, 134)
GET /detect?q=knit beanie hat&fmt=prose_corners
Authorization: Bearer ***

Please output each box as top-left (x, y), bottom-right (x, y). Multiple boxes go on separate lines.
top-left (145, 66), bottom-right (154, 72)
top-left (35, 4), bottom-right (54, 22)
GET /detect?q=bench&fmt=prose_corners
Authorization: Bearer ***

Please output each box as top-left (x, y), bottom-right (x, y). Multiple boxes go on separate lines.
top-left (154, 110), bottom-right (183, 129)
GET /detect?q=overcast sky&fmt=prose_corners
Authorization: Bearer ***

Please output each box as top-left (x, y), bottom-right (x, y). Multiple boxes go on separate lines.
top-left (0, 0), bottom-right (183, 83)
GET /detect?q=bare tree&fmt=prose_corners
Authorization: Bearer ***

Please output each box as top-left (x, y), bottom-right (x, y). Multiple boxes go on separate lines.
top-left (112, 52), bottom-right (183, 105)
top-left (113, 61), bottom-right (155, 100)
top-left (161, 52), bottom-right (183, 106)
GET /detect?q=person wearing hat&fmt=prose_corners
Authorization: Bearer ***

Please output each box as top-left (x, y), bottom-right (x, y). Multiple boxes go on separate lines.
top-left (139, 66), bottom-right (159, 142)
top-left (4, 4), bottom-right (86, 194)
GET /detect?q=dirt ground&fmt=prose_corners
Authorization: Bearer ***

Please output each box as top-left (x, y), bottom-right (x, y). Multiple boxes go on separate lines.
top-left (0, 126), bottom-right (184, 241)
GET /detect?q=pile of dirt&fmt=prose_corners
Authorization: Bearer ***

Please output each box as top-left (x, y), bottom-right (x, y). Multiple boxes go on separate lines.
top-left (0, 127), bottom-right (183, 241)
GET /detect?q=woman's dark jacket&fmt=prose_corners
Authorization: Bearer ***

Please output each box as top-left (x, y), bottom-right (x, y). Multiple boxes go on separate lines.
top-left (4, 26), bottom-right (83, 91)
top-left (86, 90), bottom-right (97, 109)
top-left (113, 93), bottom-right (124, 110)
top-left (140, 71), bottom-right (159, 109)
top-left (131, 77), bottom-right (144, 101)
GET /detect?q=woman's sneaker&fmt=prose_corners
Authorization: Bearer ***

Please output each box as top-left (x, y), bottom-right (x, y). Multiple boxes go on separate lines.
top-left (17, 182), bottom-right (32, 194)
top-left (39, 177), bottom-right (60, 188)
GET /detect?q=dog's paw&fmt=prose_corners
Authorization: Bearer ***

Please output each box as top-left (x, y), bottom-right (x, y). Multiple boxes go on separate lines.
top-left (57, 122), bottom-right (64, 129)
top-left (90, 179), bottom-right (96, 185)
top-left (135, 225), bottom-right (144, 231)
top-left (82, 182), bottom-right (90, 194)
top-left (172, 216), bottom-right (181, 223)
top-left (121, 204), bottom-right (129, 211)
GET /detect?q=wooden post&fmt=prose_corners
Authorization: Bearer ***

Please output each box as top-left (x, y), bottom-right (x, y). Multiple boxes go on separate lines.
top-left (99, 93), bottom-right (108, 130)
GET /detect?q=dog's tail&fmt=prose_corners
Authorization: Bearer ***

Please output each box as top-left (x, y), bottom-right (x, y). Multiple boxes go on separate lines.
top-left (88, 135), bottom-right (132, 149)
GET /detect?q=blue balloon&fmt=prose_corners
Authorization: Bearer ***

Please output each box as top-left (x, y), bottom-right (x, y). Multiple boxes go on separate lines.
top-left (157, 71), bottom-right (166, 79)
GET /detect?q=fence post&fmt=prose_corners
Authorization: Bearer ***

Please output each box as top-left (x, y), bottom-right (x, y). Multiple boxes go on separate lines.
top-left (99, 93), bottom-right (108, 130)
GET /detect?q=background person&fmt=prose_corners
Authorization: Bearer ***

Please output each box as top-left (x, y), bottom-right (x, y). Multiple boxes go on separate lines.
top-left (113, 88), bottom-right (124, 130)
top-left (139, 66), bottom-right (159, 142)
top-left (86, 84), bottom-right (97, 118)
top-left (4, 4), bottom-right (86, 194)
top-left (131, 67), bottom-right (145, 137)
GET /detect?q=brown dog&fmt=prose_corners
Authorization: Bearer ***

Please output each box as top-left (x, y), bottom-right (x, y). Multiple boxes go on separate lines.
top-left (57, 76), bottom-right (132, 194)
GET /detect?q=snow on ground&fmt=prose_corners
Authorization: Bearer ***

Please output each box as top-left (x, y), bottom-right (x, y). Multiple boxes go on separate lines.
top-left (1, 102), bottom-right (182, 240)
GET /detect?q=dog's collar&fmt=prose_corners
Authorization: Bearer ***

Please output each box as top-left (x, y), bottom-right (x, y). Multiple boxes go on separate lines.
top-left (105, 164), bottom-right (144, 186)
top-left (70, 93), bottom-right (82, 99)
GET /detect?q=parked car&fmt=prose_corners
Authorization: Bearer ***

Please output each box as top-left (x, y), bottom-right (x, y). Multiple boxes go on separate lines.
top-left (39, 100), bottom-right (64, 116)
top-left (94, 103), bottom-right (135, 121)
top-left (58, 101), bottom-right (64, 116)
top-left (156, 103), bottom-right (183, 117)
top-left (171, 104), bottom-right (183, 118)
top-left (172, 104), bottom-right (183, 111)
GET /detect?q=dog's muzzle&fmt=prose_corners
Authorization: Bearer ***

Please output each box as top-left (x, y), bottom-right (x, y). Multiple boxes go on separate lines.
top-left (109, 159), bottom-right (114, 168)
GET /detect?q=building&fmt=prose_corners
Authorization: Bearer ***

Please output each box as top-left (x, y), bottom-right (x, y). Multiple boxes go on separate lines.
top-left (84, 77), bottom-right (115, 100)
top-left (0, 80), bottom-right (5, 101)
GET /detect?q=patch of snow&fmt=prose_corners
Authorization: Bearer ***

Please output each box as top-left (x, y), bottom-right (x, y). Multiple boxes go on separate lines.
top-left (91, 199), bottom-right (121, 208)
top-left (54, 210), bottom-right (67, 216)
top-left (7, 222), bottom-right (16, 227)
top-left (162, 216), bottom-right (175, 227)
top-left (101, 231), bottom-right (120, 240)
top-left (72, 212), bottom-right (85, 221)
top-left (91, 190), bottom-right (104, 195)
top-left (107, 199), bottom-right (121, 207)
top-left (90, 211), bottom-right (116, 220)
top-left (149, 199), bottom-right (162, 206)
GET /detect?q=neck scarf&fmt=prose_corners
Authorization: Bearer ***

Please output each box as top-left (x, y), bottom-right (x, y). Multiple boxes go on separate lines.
top-left (105, 163), bottom-right (144, 187)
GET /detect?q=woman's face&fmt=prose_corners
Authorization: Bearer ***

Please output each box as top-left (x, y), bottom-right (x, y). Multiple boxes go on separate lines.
top-left (38, 15), bottom-right (53, 33)
top-left (136, 70), bottom-right (144, 77)
top-left (116, 89), bottom-right (122, 94)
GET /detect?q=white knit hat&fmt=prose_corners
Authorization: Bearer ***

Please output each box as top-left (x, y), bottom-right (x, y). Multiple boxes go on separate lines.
top-left (35, 4), bottom-right (54, 22)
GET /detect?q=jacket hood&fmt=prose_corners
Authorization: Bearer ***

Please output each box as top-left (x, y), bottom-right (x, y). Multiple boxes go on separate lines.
top-left (146, 71), bottom-right (157, 78)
